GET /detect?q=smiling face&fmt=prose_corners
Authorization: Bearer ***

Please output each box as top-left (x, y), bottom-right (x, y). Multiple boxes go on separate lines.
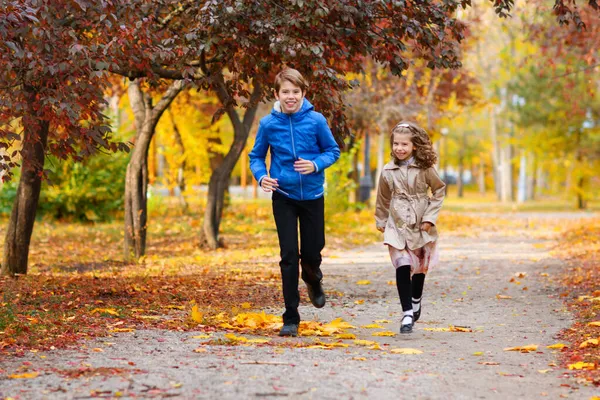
top-left (275, 80), bottom-right (305, 114)
top-left (392, 132), bottom-right (414, 161)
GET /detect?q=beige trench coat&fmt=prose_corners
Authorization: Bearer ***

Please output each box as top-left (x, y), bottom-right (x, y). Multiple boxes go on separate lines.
top-left (375, 161), bottom-right (446, 251)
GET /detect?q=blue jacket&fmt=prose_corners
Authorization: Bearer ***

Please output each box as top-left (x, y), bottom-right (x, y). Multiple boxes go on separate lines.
top-left (249, 99), bottom-right (340, 201)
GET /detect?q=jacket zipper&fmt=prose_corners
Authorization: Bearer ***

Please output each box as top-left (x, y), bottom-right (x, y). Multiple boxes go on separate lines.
top-left (289, 115), bottom-right (303, 199)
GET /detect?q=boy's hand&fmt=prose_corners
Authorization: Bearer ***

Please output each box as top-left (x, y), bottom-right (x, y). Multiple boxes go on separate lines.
top-left (294, 158), bottom-right (315, 175)
top-left (377, 226), bottom-right (385, 233)
top-left (420, 222), bottom-right (433, 233)
top-left (261, 177), bottom-right (279, 192)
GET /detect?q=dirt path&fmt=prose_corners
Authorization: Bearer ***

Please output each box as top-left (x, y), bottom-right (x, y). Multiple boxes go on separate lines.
top-left (2, 219), bottom-right (599, 399)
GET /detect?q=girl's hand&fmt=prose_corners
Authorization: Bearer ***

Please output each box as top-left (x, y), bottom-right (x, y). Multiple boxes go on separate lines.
top-left (294, 158), bottom-right (315, 175)
top-left (261, 177), bottom-right (279, 192)
top-left (377, 226), bottom-right (385, 233)
top-left (420, 222), bottom-right (433, 233)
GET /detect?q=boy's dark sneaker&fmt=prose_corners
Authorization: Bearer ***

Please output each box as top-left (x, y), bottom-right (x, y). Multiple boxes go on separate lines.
top-left (279, 323), bottom-right (299, 337)
top-left (400, 315), bottom-right (414, 334)
top-left (306, 281), bottom-right (326, 308)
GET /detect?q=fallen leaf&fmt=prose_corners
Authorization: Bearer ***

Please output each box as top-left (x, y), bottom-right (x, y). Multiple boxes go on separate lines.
top-left (8, 372), bottom-right (39, 379)
top-left (546, 343), bottom-right (568, 350)
top-left (90, 308), bottom-right (119, 316)
top-left (567, 362), bottom-right (596, 370)
top-left (191, 305), bottom-right (203, 323)
top-left (515, 272), bottom-right (527, 278)
top-left (352, 357), bottom-right (367, 361)
top-left (354, 300), bottom-right (365, 305)
top-left (504, 344), bottom-right (538, 353)
top-left (479, 362), bottom-right (500, 365)
top-left (335, 333), bottom-right (356, 340)
top-left (354, 340), bottom-right (377, 346)
top-left (362, 324), bottom-right (384, 329)
top-left (193, 348), bottom-right (207, 353)
top-left (241, 302), bottom-right (252, 309)
top-left (496, 295), bottom-right (513, 300)
top-left (588, 322), bottom-right (600, 327)
top-left (372, 331), bottom-right (396, 337)
top-left (390, 348), bottom-right (423, 354)
top-left (538, 369), bottom-right (551, 374)
top-left (192, 334), bottom-right (211, 339)
top-left (579, 338), bottom-right (599, 348)
top-left (356, 280), bottom-right (371, 285)
top-left (473, 352), bottom-right (484, 356)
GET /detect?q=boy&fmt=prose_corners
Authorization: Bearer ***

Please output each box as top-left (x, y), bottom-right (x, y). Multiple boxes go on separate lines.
top-left (249, 68), bottom-right (340, 337)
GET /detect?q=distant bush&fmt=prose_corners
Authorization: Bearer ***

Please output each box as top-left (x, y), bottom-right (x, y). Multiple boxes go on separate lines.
top-left (325, 145), bottom-right (358, 216)
top-left (0, 151), bottom-right (129, 221)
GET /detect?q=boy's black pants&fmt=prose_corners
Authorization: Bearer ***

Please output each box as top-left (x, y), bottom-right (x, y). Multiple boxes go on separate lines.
top-left (272, 191), bottom-right (325, 325)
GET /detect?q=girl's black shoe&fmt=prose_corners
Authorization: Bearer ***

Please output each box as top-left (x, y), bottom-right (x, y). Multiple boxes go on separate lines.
top-left (413, 299), bottom-right (422, 322)
top-left (400, 315), bottom-right (414, 334)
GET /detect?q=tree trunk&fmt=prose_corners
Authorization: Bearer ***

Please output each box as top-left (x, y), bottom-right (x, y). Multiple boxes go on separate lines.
top-left (457, 131), bottom-right (466, 198)
top-left (517, 151), bottom-right (527, 203)
top-left (124, 79), bottom-right (184, 260)
top-left (2, 89), bottom-right (49, 276)
top-left (490, 106), bottom-right (501, 200)
top-left (199, 77), bottom-right (261, 249)
top-left (478, 157), bottom-right (486, 195)
top-left (169, 109), bottom-right (187, 210)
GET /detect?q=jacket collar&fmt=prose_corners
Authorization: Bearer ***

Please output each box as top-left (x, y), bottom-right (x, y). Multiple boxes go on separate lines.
top-left (271, 98), bottom-right (313, 120)
top-left (384, 158), bottom-right (418, 170)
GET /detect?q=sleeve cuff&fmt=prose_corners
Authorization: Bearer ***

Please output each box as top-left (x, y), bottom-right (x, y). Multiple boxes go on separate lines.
top-left (258, 175), bottom-right (267, 186)
top-left (312, 161), bottom-right (319, 173)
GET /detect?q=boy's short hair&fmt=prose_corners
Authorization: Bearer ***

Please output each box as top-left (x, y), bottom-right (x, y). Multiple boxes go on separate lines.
top-left (274, 68), bottom-right (309, 93)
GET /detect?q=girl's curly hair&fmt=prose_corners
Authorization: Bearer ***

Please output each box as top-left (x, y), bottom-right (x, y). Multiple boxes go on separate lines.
top-left (390, 121), bottom-right (437, 169)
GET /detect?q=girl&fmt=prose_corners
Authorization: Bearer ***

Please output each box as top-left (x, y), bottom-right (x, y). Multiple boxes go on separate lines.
top-left (375, 121), bottom-right (446, 334)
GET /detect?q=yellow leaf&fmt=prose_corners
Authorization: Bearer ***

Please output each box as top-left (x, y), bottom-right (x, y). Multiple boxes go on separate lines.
top-left (354, 300), bottom-right (365, 305)
top-left (241, 302), bottom-right (252, 309)
top-left (224, 333), bottom-right (248, 342)
top-left (567, 362), bottom-right (596, 370)
top-left (335, 333), bottom-right (356, 340)
top-left (354, 339), bottom-right (377, 346)
top-left (191, 305), bottom-right (203, 323)
top-left (372, 331), bottom-right (396, 337)
top-left (362, 324), bottom-right (384, 329)
top-left (538, 369), bottom-right (550, 374)
top-left (473, 352), bottom-right (484, 356)
top-left (192, 334), bottom-right (211, 339)
top-left (387, 281), bottom-right (395, 285)
top-left (390, 348), bottom-right (423, 354)
top-left (503, 344), bottom-right (538, 353)
top-left (375, 320), bottom-right (391, 323)
top-left (352, 357), bottom-right (367, 361)
top-left (356, 280), bottom-right (371, 285)
top-left (368, 344), bottom-right (382, 350)
top-left (247, 338), bottom-right (270, 344)
top-left (90, 308), bottom-right (119, 316)
top-left (588, 321), bottom-right (600, 327)
top-left (110, 328), bottom-right (135, 333)
top-left (579, 338), bottom-right (599, 348)
top-left (193, 347), bottom-right (207, 353)
top-left (450, 326), bottom-right (472, 332)
top-left (496, 295), bottom-right (512, 300)
top-left (9, 372), bottom-right (39, 379)
top-left (547, 343), bottom-right (568, 349)
top-left (92, 348), bottom-right (104, 352)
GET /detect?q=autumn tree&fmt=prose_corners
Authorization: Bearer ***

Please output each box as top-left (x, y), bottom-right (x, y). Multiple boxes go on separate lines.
top-left (0, 2), bottom-right (128, 275)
